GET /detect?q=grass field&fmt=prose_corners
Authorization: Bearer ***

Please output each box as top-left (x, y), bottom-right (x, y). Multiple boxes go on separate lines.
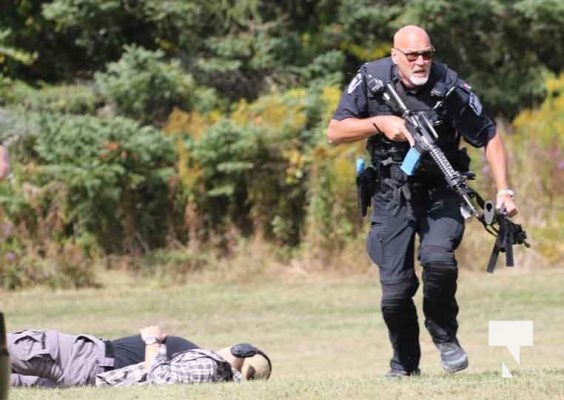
top-left (2, 265), bottom-right (564, 399)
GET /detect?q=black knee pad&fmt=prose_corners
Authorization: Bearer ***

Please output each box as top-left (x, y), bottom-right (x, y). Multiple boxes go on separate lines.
top-left (422, 265), bottom-right (458, 299)
top-left (381, 277), bottom-right (419, 305)
top-left (381, 296), bottom-right (417, 317)
top-left (420, 245), bottom-right (456, 267)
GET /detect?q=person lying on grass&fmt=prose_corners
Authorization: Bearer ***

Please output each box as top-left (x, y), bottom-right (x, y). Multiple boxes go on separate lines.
top-left (9, 325), bottom-right (271, 387)
top-left (96, 325), bottom-right (271, 387)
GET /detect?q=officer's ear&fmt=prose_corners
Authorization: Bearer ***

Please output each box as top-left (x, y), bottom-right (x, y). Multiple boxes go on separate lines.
top-left (390, 48), bottom-right (399, 64)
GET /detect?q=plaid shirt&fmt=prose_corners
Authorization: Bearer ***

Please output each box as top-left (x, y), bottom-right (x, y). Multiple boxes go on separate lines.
top-left (95, 346), bottom-right (242, 387)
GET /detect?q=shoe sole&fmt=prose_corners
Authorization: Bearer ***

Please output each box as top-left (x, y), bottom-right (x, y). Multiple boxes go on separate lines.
top-left (442, 357), bottom-right (469, 373)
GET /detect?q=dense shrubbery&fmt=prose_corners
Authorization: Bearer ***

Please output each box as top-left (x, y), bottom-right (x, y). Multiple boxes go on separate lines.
top-left (0, 1), bottom-right (563, 289)
top-left (0, 79), bottom-right (98, 115)
top-left (2, 1), bottom-right (564, 116)
top-left (508, 74), bottom-right (564, 265)
top-left (0, 111), bottom-right (177, 288)
top-left (95, 45), bottom-right (210, 125)
top-left (1, 72), bottom-right (560, 289)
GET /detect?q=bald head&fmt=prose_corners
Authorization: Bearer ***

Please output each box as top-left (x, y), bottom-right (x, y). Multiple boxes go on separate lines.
top-left (393, 25), bottom-right (432, 50)
top-left (391, 25), bottom-right (434, 88)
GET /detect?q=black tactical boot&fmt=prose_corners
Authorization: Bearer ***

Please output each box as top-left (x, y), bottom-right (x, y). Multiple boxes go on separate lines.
top-left (436, 339), bottom-right (468, 373)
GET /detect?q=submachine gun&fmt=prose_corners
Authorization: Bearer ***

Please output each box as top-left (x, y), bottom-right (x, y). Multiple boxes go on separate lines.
top-left (380, 81), bottom-right (529, 273)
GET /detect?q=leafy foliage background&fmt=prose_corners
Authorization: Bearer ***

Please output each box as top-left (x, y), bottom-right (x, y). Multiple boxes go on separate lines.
top-left (0, 0), bottom-right (562, 288)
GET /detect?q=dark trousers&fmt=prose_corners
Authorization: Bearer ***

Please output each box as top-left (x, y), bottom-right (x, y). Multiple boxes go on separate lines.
top-left (366, 189), bottom-right (465, 372)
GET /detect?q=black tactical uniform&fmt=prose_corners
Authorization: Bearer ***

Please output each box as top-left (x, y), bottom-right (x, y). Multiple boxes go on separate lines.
top-left (332, 57), bottom-right (496, 374)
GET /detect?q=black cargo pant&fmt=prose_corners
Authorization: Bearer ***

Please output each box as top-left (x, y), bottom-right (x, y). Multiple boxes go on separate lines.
top-left (366, 187), bottom-right (465, 373)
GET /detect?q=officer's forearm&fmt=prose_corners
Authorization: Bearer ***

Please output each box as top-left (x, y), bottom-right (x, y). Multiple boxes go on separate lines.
top-left (485, 132), bottom-right (511, 191)
top-left (326, 117), bottom-right (380, 145)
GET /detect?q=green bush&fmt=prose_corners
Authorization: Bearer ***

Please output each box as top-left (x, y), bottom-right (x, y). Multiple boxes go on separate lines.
top-left (0, 78), bottom-right (98, 115)
top-left (182, 86), bottom-right (327, 250)
top-left (2, 111), bottom-right (176, 256)
top-left (95, 45), bottom-right (198, 125)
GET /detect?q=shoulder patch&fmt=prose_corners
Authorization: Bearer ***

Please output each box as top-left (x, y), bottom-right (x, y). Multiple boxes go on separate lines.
top-left (347, 72), bottom-right (363, 94)
top-left (456, 80), bottom-right (472, 93)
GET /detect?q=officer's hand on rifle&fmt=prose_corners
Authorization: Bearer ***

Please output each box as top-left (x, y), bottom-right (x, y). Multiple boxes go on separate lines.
top-left (496, 189), bottom-right (518, 217)
top-left (373, 115), bottom-right (415, 145)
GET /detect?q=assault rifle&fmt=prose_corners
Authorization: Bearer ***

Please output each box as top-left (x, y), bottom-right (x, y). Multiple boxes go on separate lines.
top-left (380, 81), bottom-right (529, 273)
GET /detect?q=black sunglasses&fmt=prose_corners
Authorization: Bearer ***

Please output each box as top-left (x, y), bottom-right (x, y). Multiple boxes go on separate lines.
top-left (394, 47), bottom-right (435, 62)
top-left (231, 343), bottom-right (272, 379)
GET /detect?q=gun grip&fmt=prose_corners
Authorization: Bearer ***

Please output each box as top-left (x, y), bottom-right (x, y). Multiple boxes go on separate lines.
top-left (400, 147), bottom-right (421, 176)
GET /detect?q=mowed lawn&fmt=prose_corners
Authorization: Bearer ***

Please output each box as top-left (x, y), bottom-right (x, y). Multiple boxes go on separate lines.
top-left (2, 265), bottom-right (564, 400)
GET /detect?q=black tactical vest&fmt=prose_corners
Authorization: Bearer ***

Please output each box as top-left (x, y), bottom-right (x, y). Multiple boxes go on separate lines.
top-left (362, 58), bottom-right (467, 186)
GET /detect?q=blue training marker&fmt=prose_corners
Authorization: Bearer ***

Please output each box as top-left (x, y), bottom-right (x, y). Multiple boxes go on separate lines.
top-left (401, 147), bottom-right (421, 176)
top-left (356, 158), bottom-right (365, 175)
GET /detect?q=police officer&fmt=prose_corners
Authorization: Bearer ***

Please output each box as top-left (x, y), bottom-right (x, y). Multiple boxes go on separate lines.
top-left (326, 25), bottom-right (518, 377)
